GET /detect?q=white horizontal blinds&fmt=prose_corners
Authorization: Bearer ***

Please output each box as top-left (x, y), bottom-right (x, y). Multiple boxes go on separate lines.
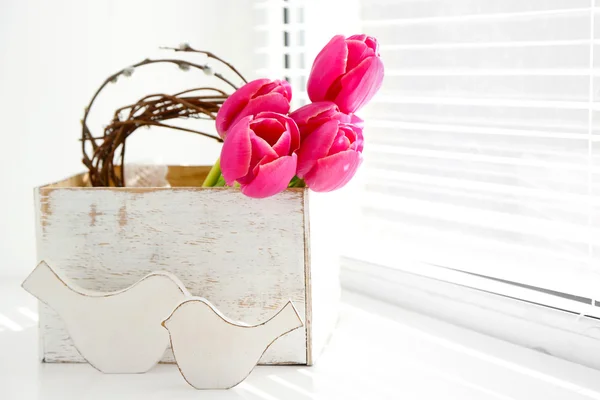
top-left (253, 0), bottom-right (308, 110)
top-left (353, 0), bottom-right (600, 315)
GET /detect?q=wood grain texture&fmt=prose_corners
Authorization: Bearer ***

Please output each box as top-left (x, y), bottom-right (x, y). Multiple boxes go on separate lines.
top-left (35, 170), bottom-right (309, 365)
top-left (43, 172), bottom-right (89, 188)
top-left (303, 187), bottom-right (313, 365)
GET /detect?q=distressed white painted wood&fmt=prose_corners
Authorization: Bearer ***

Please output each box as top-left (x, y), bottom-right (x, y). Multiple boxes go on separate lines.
top-left (164, 298), bottom-right (303, 389)
top-left (21, 261), bottom-right (189, 373)
top-left (33, 167), bottom-right (341, 365)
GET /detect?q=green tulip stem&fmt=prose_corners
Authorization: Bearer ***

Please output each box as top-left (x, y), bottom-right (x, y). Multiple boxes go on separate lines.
top-left (288, 177), bottom-right (306, 188)
top-left (202, 157), bottom-right (222, 187)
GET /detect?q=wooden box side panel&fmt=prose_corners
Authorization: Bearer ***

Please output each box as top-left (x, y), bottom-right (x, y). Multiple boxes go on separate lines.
top-left (306, 191), bottom-right (342, 364)
top-left (35, 186), bottom-right (308, 365)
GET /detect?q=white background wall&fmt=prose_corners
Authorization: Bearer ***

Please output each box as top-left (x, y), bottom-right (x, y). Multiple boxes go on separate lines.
top-left (0, 0), bottom-right (258, 278)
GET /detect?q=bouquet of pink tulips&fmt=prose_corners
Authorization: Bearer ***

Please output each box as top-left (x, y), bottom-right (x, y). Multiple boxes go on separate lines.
top-left (202, 34), bottom-right (384, 198)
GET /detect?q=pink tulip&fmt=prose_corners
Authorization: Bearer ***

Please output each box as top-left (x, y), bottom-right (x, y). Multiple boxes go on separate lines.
top-left (216, 79), bottom-right (292, 138)
top-left (220, 112), bottom-right (300, 198)
top-left (296, 120), bottom-right (364, 192)
top-left (307, 34), bottom-right (384, 114)
top-left (289, 101), bottom-right (356, 139)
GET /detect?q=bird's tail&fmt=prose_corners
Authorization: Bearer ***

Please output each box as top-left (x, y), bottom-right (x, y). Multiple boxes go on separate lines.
top-left (263, 300), bottom-right (304, 340)
top-left (22, 261), bottom-right (72, 310)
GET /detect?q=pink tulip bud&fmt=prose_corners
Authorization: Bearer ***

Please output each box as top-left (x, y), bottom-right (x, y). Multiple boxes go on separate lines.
top-left (296, 120), bottom-right (364, 192)
top-left (216, 79), bottom-right (292, 138)
top-left (289, 101), bottom-right (354, 139)
top-left (307, 34), bottom-right (384, 114)
top-left (220, 112), bottom-right (300, 198)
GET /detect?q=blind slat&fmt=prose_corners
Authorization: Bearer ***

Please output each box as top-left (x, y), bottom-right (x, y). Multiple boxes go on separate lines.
top-left (367, 121), bottom-right (590, 139)
top-left (384, 69), bottom-right (600, 77)
top-left (363, 7), bottom-right (592, 27)
top-left (358, 214), bottom-right (596, 267)
top-left (361, 192), bottom-right (600, 245)
top-left (366, 168), bottom-right (599, 204)
top-left (369, 145), bottom-right (600, 173)
top-left (382, 39), bottom-right (600, 50)
top-left (371, 95), bottom-right (600, 111)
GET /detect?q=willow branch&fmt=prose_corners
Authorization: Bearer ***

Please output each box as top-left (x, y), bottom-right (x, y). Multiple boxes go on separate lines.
top-left (81, 47), bottom-right (242, 187)
top-left (160, 44), bottom-right (248, 85)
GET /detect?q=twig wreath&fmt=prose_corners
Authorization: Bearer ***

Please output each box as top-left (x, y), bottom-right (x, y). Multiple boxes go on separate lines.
top-left (80, 44), bottom-right (246, 187)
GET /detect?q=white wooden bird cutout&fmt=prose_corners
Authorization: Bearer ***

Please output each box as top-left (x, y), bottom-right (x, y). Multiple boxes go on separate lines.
top-left (163, 298), bottom-right (304, 389)
top-left (22, 261), bottom-right (189, 373)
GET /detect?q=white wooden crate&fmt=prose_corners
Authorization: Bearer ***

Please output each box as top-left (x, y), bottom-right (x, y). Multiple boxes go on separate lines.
top-left (34, 166), bottom-right (340, 366)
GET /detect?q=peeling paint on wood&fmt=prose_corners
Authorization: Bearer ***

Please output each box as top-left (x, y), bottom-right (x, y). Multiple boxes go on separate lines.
top-left (34, 167), bottom-right (341, 366)
top-left (35, 170), bottom-right (306, 364)
top-left (118, 205), bottom-right (128, 228)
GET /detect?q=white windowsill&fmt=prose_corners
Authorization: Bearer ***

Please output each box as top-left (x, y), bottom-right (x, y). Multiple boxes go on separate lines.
top-left (340, 255), bottom-right (600, 374)
top-left (1, 280), bottom-right (600, 399)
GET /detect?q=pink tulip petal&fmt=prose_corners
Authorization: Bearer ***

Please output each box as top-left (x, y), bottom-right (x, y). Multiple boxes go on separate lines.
top-left (346, 40), bottom-right (371, 71)
top-left (329, 153), bottom-right (363, 191)
top-left (241, 154), bottom-right (298, 198)
top-left (286, 118), bottom-right (301, 152)
top-left (254, 81), bottom-right (277, 96)
top-left (253, 80), bottom-right (292, 102)
top-left (220, 116), bottom-right (254, 185)
top-left (254, 111), bottom-right (279, 118)
top-left (227, 92), bottom-right (290, 134)
top-left (350, 113), bottom-right (365, 128)
top-left (289, 101), bottom-right (338, 125)
top-left (348, 34), bottom-right (379, 55)
top-left (238, 138), bottom-right (278, 185)
top-left (278, 80), bottom-right (293, 102)
top-left (250, 117), bottom-right (285, 146)
top-left (255, 112), bottom-right (300, 153)
top-left (335, 56), bottom-right (384, 113)
top-left (342, 122), bottom-right (365, 153)
top-left (271, 127), bottom-right (291, 157)
top-left (304, 150), bottom-right (362, 192)
top-left (216, 78), bottom-right (271, 136)
top-left (251, 133), bottom-right (279, 163)
top-left (307, 35), bottom-right (348, 102)
top-left (236, 173), bottom-right (253, 185)
top-left (339, 124), bottom-right (357, 143)
top-left (364, 36), bottom-right (379, 55)
top-left (353, 126), bottom-right (365, 153)
top-left (347, 34), bottom-right (367, 42)
top-left (290, 101), bottom-right (347, 139)
top-left (296, 119), bottom-right (339, 178)
top-left (327, 130), bottom-right (351, 156)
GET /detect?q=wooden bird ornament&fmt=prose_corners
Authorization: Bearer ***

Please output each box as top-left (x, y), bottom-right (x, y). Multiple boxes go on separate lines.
top-left (163, 298), bottom-right (304, 389)
top-left (22, 261), bottom-right (190, 373)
